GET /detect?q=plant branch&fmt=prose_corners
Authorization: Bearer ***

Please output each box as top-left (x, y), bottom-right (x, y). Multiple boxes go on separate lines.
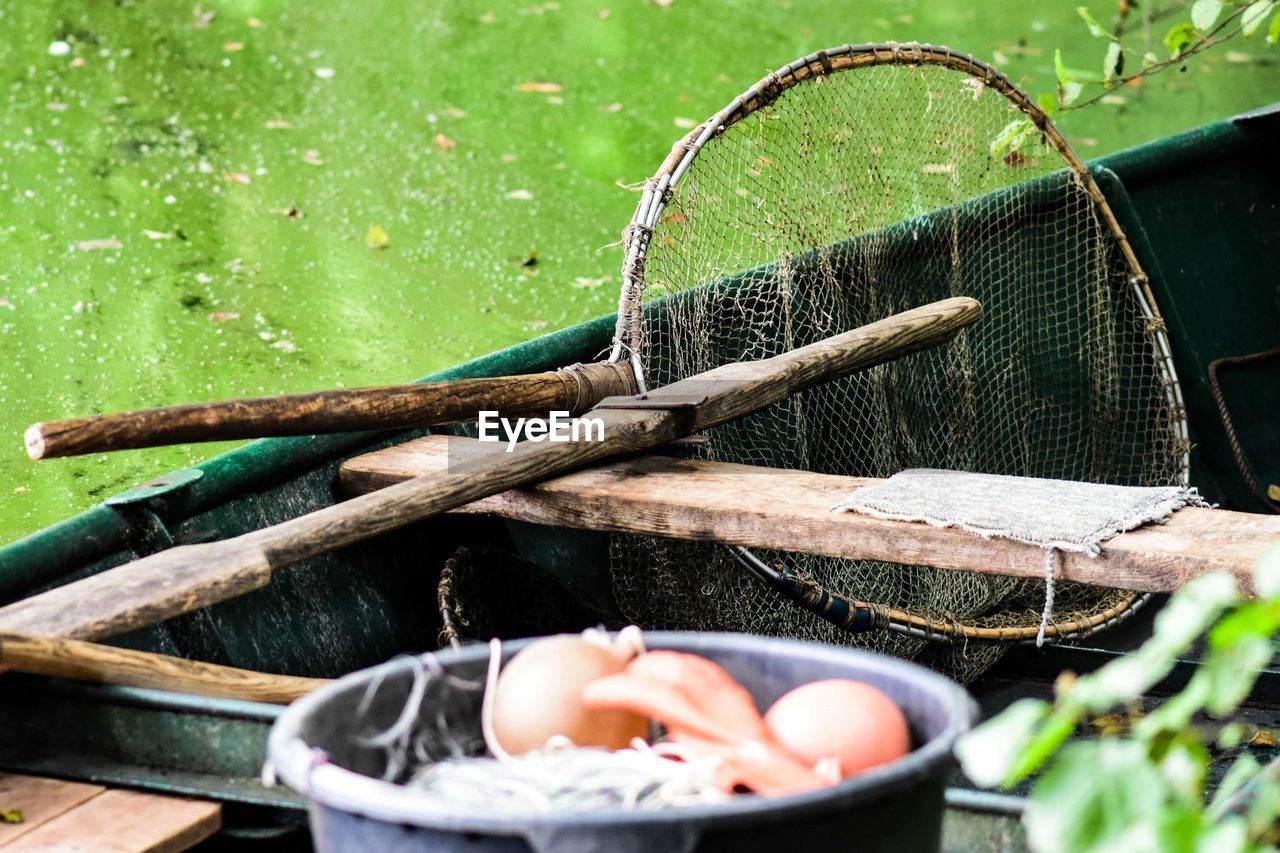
top-left (1063, 3), bottom-right (1252, 112)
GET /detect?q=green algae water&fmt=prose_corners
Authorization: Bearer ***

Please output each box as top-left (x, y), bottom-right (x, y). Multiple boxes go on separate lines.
top-left (1, 0), bottom-right (1277, 544)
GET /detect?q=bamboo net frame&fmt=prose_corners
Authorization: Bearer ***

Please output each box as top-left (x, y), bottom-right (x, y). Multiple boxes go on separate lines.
top-left (600, 43), bottom-right (1190, 664)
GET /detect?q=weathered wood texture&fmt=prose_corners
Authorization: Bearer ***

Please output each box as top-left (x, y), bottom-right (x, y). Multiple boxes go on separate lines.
top-left (0, 298), bottom-right (980, 641)
top-left (0, 774), bottom-right (104, 846)
top-left (25, 361), bottom-right (636, 459)
top-left (2, 786), bottom-right (220, 852)
top-left (341, 436), bottom-right (1280, 596)
top-left (0, 632), bottom-right (327, 704)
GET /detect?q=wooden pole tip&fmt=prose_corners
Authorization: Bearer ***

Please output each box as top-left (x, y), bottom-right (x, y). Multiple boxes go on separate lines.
top-left (25, 424), bottom-right (47, 460)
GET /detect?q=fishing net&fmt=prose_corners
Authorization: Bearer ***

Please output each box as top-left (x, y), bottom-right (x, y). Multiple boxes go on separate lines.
top-left (604, 44), bottom-right (1187, 682)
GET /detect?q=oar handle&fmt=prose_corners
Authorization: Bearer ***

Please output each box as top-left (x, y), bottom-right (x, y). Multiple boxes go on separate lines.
top-left (26, 362), bottom-right (637, 460)
top-left (0, 630), bottom-right (328, 704)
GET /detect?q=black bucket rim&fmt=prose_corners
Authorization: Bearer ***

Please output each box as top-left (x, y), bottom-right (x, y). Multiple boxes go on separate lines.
top-left (268, 632), bottom-right (977, 838)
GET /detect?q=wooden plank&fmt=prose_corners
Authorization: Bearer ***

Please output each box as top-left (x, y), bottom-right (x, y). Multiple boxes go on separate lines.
top-left (341, 435), bottom-right (1280, 595)
top-left (0, 773), bottom-right (104, 846)
top-left (5, 789), bottom-right (220, 853)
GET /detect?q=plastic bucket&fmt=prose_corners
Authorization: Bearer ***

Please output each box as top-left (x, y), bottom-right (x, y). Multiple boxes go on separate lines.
top-left (268, 632), bottom-right (976, 853)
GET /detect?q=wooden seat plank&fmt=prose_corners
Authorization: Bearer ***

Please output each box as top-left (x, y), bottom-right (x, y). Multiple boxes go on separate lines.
top-left (0, 773), bottom-right (104, 846)
top-left (340, 435), bottom-right (1280, 595)
top-left (3, 789), bottom-right (220, 853)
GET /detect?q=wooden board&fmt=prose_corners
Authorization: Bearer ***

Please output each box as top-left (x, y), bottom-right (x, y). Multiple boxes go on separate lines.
top-left (341, 435), bottom-right (1280, 595)
top-left (0, 774), bottom-right (104, 846)
top-left (2, 787), bottom-right (220, 852)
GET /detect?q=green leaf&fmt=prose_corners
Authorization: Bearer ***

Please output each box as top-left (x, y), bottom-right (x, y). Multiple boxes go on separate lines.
top-left (1254, 543), bottom-right (1280, 597)
top-left (1268, 10), bottom-right (1280, 44)
top-left (1065, 573), bottom-right (1239, 714)
top-left (1158, 737), bottom-right (1209, 805)
top-left (1207, 753), bottom-right (1261, 818)
top-left (1193, 817), bottom-right (1249, 853)
top-left (1203, 635), bottom-right (1271, 715)
top-left (1208, 599), bottom-right (1280, 648)
top-left (1164, 22), bottom-right (1199, 57)
top-left (955, 697), bottom-right (1050, 787)
top-left (1103, 41), bottom-right (1124, 82)
top-left (1024, 740), bottom-right (1170, 853)
top-left (1243, 0), bottom-right (1274, 37)
top-left (1059, 80), bottom-right (1084, 107)
top-left (1245, 771), bottom-right (1280, 838)
top-left (1007, 708), bottom-right (1080, 783)
top-left (1036, 92), bottom-right (1057, 116)
top-left (989, 117), bottom-right (1035, 157)
top-left (1143, 50), bottom-right (1161, 67)
top-left (1055, 48), bottom-right (1073, 85)
top-left (1191, 0), bottom-right (1224, 31)
top-left (1078, 6), bottom-right (1116, 39)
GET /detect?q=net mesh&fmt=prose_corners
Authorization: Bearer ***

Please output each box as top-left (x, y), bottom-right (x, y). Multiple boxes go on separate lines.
top-left (608, 56), bottom-right (1184, 682)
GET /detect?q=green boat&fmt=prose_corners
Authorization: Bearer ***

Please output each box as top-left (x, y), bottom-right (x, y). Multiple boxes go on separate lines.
top-left (0, 106), bottom-right (1277, 851)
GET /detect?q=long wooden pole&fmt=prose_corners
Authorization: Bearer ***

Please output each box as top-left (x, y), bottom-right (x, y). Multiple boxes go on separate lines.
top-left (25, 362), bottom-right (637, 460)
top-left (0, 631), bottom-right (327, 704)
top-left (0, 297), bottom-right (981, 642)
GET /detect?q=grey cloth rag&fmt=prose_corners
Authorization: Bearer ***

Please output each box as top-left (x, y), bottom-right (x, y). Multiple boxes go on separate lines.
top-left (832, 469), bottom-right (1206, 645)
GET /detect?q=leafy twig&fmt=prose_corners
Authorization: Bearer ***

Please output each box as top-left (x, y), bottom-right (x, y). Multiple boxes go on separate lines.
top-left (1064, 3), bottom-right (1253, 112)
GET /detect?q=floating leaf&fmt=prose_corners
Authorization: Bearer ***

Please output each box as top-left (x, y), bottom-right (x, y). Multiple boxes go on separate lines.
top-left (1249, 729), bottom-right (1277, 748)
top-left (1191, 0), bottom-right (1223, 31)
top-left (673, 117), bottom-right (697, 129)
top-left (207, 312), bottom-right (241, 322)
top-left (264, 118), bottom-right (292, 129)
top-left (364, 224), bottom-right (390, 249)
top-left (223, 172), bottom-right (252, 185)
top-left (517, 81), bottom-right (562, 93)
top-left (1243, 0), bottom-right (1275, 37)
top-left (597, 102), bottom-right (623, 113)
top-left (504, 189), bottom-right (534, 201)
top-left (142, 229), bottom-right (174, 240)
top-left (433, 133), bottom-right (458, 151)
top-left (571, 275), bottom-right (611, 289)
top-left (224, 41), bottom-right (244, 51)
top-left (75, 238), bottom-right (122, 251)
top-left (301, 149), bottom-right (324, 166)
top-left (313, 67), bottom-right (336, 79)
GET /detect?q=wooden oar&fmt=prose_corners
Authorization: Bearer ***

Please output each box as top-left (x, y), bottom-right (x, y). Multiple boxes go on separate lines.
top-left (0, 297), bottom-right (980, 642)
top-left (25, 361), bottom-right (637, 460)
top-left (0, 631), bottom-right (327, 704)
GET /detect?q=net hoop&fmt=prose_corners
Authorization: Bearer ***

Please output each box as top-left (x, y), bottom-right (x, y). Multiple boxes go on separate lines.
top-left (602, 44), bottom-right (1191, 648)
top-left (606, 42), bottom-right (1188, 482)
